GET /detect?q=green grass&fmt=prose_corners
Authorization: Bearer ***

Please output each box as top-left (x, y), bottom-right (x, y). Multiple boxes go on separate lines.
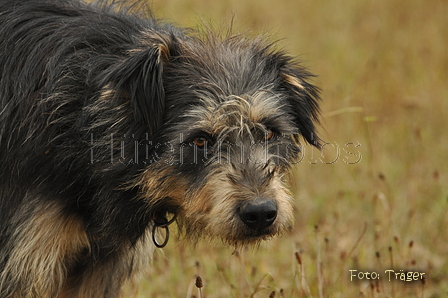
top-left (133, 0), bottom-right (448, 297)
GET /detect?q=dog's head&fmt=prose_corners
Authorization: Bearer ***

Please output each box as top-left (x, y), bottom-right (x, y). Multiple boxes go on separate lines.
top-left (107, 30), bottom-right (321, 245)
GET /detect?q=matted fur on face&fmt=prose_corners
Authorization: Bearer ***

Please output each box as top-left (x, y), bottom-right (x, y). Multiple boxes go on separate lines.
top-left (126, 34), bottom-right (321, 245)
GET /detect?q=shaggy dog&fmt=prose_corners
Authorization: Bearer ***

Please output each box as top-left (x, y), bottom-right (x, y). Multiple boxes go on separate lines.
top-left (0, 0), bottom-right (321, 297)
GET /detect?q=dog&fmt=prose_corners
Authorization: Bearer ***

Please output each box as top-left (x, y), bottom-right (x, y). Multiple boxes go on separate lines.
top-left (0, 0), bottom-right (321, 297)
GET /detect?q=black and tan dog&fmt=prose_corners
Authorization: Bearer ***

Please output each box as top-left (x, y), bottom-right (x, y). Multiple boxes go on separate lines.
top-left (0, 0), bottom-right (321, 297)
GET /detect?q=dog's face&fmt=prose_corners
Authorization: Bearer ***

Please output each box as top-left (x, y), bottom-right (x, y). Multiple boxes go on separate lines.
top-left (119, 32), bottom-right (321, 245)
top-left (169, 94), bottom-right (300, 244)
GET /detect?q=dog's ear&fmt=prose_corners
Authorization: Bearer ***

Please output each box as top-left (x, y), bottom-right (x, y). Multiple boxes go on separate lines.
top-left (280, 64), bottom-right (321, 148)
top-left (103, 35), bottom-right (176, 133)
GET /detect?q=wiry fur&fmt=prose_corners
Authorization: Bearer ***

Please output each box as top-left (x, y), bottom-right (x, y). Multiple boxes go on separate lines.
top-left (0, 0), bottom-right (321, 297)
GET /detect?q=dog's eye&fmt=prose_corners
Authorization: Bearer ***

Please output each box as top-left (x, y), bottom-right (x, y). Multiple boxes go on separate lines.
top-left (265, 129), bottom-right (275, 141)
top-left (193, 137), bottom-right (208, 148)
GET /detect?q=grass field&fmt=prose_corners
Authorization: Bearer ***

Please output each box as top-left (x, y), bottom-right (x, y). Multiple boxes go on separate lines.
top-left (133, 0), bottom-right (448, 297)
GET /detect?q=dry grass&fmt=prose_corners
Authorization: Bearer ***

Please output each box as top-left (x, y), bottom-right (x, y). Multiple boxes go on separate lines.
top-left (134, 0), bottom-right (448, 297)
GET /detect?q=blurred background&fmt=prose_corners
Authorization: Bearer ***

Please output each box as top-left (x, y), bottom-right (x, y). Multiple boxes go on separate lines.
top-left (132, 0), bottom-right (448, 297)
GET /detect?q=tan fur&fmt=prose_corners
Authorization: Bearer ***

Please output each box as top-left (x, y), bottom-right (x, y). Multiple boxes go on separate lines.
top-left (135, 167), bottom-right (189, 208)
top-left (187, 91), bottom-right (289, 137)
top-left (99, 84), bottom-right (115, 100)
top-left (283, 73), bottom-right (305, 90)
top-left (0, 200), bottom-right (89, 297)
top-left (131, 134), bottom-right (295, 245)
top-left (139, 31), bottom-right (172, 63)
top-left (57, 230), bottom-right (154, 298)
top-left (179, 166), bottom-right (294, 245)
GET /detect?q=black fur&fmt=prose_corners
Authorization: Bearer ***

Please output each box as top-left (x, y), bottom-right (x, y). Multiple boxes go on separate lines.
top-left (0, 0), bottom-right (320, 297)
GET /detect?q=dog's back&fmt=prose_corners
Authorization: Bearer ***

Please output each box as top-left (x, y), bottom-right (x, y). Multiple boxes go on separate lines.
top-left (0, 1), bottom-right (168, 296)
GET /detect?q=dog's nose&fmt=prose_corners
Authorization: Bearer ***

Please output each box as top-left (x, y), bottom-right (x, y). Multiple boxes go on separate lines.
top-left (239, 199), bottom-right (277, 230)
